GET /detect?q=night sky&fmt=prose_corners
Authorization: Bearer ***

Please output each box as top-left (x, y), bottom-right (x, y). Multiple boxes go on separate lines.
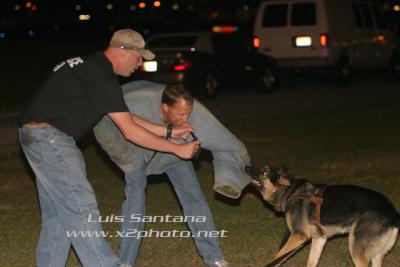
top-left (1, 0), bottom-right (399, 40)
top-left (1, 1), bottom-right (260, 26)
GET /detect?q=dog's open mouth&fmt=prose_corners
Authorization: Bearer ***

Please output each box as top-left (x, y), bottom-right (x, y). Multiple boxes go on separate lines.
top-left (251, 179), bottom-right (263, 189)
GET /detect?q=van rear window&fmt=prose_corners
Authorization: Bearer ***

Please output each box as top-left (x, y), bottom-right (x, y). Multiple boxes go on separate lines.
top-left (352, 3), bottom-right (363, 28)
top-left (360, 4), bottom-right (373, 28)
top-left (291, 3), bottom-right (316, 26)
top-left (371, 5), bottom-right (387, 29)
top-left (262, 4), bottom-right (288, 27)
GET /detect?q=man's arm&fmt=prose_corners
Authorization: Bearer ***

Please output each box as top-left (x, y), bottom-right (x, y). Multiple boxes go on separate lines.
top-left (131, 113), bottom-right (193, 139)
top-left (108, 112), bottom-right (199, 159)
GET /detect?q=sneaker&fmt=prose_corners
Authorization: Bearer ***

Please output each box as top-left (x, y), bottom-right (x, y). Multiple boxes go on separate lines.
top-left (208, 260), bottom-right (230, 267)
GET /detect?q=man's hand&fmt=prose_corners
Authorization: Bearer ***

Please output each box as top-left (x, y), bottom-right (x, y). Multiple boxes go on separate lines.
top-left (175, 140), bottom-right (201, 159)
top-left (172, 123), bottom-right (194, 139)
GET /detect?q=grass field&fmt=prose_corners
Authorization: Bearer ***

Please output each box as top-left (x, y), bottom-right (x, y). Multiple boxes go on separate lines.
top-left (1, 101), bottom-right (400, 266)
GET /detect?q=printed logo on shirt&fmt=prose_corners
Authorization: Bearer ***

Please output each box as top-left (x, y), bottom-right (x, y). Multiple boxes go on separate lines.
top-left (53, 61), bottom-right (66, 72)
top-left (67, 57), bottom-right (84, 68)
top-left (53, 57), bottom-right (84, 72)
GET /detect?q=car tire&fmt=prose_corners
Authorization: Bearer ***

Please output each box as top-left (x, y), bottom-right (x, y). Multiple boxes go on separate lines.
top-left (203, 70), bottom-right (219, 99)
top-left (256, 66), bottom-right (278, 93)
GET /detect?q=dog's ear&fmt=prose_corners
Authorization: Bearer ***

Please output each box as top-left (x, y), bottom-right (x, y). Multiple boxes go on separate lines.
top-left (277, 177), bottom-right (291, 186)
top-left (278, 165), bottom-right (289, 178)
top-left (277, 165), bottom-right (292, 186)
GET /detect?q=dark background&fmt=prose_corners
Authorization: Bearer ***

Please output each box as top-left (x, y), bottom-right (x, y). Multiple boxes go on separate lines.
top-left (1, 0), bottom-right (399, 40)
top-left (0, 0), bottom-right (264, 40)
top-left (1, 0), bottom-right (400, 110)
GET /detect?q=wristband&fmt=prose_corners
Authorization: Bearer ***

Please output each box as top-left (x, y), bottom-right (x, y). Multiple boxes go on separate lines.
top-left (165, 123), bottom-right (173, 139)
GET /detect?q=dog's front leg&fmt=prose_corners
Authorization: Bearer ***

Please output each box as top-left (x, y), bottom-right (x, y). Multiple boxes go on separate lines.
top-left (274, 233), bottom-right (308, 259)
top-left (306, 237), bottom-right (327, 267)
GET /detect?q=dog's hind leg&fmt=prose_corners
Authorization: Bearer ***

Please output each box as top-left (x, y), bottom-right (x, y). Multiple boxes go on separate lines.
top-left (370, 227), bottom-right (399, 267)
top-left (306, 237), bottom-right (327, 267)
top-left (349, 225), bottom-right (371, 267)
top-left (349, 213), bottom-right (399, 267)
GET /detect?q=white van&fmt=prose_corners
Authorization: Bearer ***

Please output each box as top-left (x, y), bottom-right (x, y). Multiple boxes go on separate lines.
top-left (253, 0), bottom-right (400, 84)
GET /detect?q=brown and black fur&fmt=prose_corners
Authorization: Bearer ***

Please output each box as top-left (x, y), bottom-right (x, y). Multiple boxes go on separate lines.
top-left (245, 166), bottom-right (400, 267)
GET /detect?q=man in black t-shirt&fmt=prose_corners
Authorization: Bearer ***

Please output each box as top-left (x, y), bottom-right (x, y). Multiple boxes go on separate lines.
top-left (19, 29), bottom-right (200, 267)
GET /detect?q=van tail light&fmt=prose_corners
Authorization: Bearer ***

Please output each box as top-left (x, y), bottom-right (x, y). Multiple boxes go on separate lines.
top-left (253, 36), bottom-right (261, 48)
top-left (320, 33), bottom-right (329, 47)
top-left (173, 60), bottom-right (190, 71)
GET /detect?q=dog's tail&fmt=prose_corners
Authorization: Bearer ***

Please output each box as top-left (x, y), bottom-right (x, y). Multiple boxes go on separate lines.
top-left (264, 239), bottom-right (309, 267)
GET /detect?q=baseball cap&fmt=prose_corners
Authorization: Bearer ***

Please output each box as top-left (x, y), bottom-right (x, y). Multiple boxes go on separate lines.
top-left (109, 29), bottom-right (155, 60)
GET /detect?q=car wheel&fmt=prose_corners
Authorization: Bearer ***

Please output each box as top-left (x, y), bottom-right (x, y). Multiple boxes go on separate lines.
top-left (256, 66), bottom-right (277, 93)
top-left (203, 70), bottom-right (219, 99)
top-left (333, 59), bottom-right (351, 86)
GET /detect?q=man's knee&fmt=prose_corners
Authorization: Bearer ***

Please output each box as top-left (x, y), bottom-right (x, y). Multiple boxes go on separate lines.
top-left (125, 170), bottom-right (147, 188)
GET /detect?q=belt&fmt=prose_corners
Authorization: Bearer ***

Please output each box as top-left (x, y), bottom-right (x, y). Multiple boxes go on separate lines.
top-left (25, 121), bottom-right (51, 128)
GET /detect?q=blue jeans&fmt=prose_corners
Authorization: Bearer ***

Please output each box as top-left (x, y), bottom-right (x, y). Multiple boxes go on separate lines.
top-left (119, 161), bottom-right (224, 265)
top-left (19, 126), bottom-right (118, 267)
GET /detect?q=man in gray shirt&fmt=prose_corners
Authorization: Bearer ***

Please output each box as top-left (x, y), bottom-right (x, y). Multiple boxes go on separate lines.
top-left (94, 81), bottom-right (251, 267)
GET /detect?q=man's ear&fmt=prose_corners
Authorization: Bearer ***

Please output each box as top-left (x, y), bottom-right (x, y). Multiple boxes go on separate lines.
top-left (161, 103), bottom-right (169, 114)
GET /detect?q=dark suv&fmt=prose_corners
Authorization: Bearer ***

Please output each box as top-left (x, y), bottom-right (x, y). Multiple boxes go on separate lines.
top-left (133, 30), bottom-right (279, 98)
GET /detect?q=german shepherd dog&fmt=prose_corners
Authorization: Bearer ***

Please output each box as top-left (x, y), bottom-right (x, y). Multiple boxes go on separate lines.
top-left (245, 166), bottom-right (400, 267)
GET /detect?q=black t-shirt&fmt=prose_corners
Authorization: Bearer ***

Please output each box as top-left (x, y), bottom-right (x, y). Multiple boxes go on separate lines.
top-left (19, 53), bottom-right (129, 140)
